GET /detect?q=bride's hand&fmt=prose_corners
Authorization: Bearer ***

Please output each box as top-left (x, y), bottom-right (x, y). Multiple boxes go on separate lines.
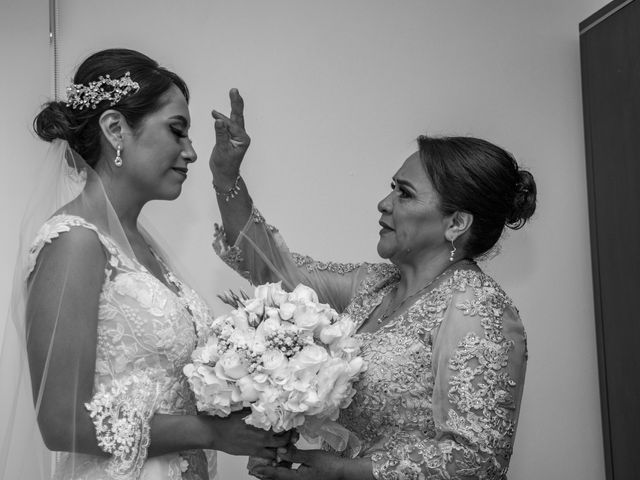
top-left (210, 88), bottom-right (251, 179)
top-left (249, 447), bottom-right (348, 480)
top-left (206, 410), bottom-right (291, 459)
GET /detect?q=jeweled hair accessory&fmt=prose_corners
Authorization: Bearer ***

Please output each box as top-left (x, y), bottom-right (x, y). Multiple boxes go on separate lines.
top-left (66, 72), bottom-right (140, 110)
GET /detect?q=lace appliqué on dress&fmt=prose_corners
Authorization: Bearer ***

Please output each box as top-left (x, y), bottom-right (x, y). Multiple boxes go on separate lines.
top-left (212, 206), bottom-right (279, 280)
top-left (212, 223), bottom-right (248, 279)
top-left (26, 214), bottom-right (126, 279)
top-left (345, 263), bottom-right (400, 329)
top-left (248, 206), bottom-right (277, 231)
top-left (29, 214), bottom-right (213, 479)
top-left (291, 252), bottom-right (361, 275)
top-left (85, 371), bottom-right (164, 479)
top-left (442, 282), bottom-right (518, 477)
top-left (339, 270), bottom-right (523, 480)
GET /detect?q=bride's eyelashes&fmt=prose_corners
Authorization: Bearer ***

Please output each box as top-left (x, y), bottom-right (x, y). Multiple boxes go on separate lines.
top-left (170, 126), bottom-right (188, 139)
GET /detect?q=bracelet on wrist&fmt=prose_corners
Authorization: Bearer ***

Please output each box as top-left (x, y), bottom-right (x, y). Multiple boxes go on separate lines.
top-left (213, 174), bottom-right (242, 202)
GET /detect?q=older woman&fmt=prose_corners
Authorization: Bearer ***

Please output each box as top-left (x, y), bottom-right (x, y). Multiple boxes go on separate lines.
top-left (210, 90), bottom-right (536, 480)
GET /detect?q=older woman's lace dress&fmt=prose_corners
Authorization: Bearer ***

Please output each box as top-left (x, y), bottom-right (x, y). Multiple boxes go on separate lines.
top-left (214, 207), bottom-right (527, 480)
top-left (28, 215), bottom-right (216, 480)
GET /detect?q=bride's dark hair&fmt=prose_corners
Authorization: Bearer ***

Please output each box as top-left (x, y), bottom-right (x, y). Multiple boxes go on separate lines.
top-left (33, 48), bottom-right (189, 166)
top-left (418, 135), bottom-right (537, 258)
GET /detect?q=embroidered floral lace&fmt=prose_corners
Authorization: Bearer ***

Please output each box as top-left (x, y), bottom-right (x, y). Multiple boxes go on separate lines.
top-left (28, 215), bottom-right (215, 480)
top-left (214, 207), bottom-right (527, 480)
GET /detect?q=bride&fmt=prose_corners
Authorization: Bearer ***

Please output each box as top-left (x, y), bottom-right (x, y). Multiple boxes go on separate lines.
top-left (0, 49), bottom-right (290, 480)
top-left (210, 89), bottom-right (535, 480)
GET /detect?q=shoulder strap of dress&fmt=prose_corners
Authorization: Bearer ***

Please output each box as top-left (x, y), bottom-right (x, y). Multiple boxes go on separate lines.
top-left (25, 214), bottom-right (122, 279)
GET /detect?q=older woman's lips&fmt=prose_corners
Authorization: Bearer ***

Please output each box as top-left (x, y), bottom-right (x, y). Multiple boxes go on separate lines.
top-left (379, 221), bottom-right (393, 234)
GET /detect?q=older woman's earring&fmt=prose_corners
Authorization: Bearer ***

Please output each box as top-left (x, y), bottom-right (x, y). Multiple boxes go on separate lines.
top-left (114, 145), bottom-right (123, 167)
top-left (449, 240), bottom-right (456, 262)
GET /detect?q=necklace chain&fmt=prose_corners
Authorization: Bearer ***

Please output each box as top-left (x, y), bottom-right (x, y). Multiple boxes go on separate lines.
top-left (376, 259), bottom-right (474, 324)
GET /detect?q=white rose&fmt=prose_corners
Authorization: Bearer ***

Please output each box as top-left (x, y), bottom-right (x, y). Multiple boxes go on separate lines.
top-left (271, 290), bottom-right (289, 307)
top-left (262, 349), bottom-right (288, 375)
top-left (290, 344), bottom-right (328, 374)
top-left (256, 316), bottom-right (281, 337)
top-left (278, 302), bottom-right (296, 321)
top-left (318, 323), bottom-right (342, 345)
top-left (229, 309), bottom-right (250, 332)
top-left (214, 319), bottom-right (235, 339)
top-left (251, 372), bottom-right (271, 390)
top-left (265, 306), bottom-right (281, 322)
top-left (289, 284), bottom-right (319, 304)
top-left (292, 305), bottom-right (323, 332)
top-left (243, 298), bottom-right (265, 327)
top-left (271, 367), bottom-right (294, 387)
top-left (244, 297), bottom-right (265, 315)
top-left (227, 329), bottom-right (251, 350)
top-left (215, 351), bottom-right (249, 380)
top-left (255, 282), bottom-right (288, 306)
top-left (248, 337), bottom-right (267, 356)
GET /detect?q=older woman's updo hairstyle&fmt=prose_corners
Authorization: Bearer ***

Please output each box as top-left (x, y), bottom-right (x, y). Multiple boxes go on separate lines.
top-left (418, 135), bottom-right (536, 259)
top-left (33, 48), bottom-right (189, 166)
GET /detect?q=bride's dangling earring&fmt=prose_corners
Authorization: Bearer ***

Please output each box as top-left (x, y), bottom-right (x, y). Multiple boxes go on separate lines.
top-left (114, 145), bottom-right (123, 167)
top-left (449, 239), bottom-right (456, 262)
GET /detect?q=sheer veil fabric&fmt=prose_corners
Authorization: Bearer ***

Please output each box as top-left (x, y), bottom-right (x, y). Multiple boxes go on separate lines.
top-left (0, 139), bottom-right (189, 479)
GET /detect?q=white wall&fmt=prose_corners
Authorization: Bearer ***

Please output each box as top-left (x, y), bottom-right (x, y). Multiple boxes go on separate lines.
top-left (0, 1), bottom-right (610, 478)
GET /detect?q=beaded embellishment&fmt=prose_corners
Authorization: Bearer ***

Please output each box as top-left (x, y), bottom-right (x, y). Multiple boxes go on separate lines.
top-left (66, 72), bottom-right (140, 110)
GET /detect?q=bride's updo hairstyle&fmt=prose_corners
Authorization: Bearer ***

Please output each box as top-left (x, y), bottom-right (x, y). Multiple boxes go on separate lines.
top-left (418, 135), bottom-right (537, 258)
top-left (33, 48), bottom-right (189, 166)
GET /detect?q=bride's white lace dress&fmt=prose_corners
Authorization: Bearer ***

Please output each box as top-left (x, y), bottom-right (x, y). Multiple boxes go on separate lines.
top-left (214, 207), bottom-right (527, 480)
top-left (28, 214), bottom-right (216, 480)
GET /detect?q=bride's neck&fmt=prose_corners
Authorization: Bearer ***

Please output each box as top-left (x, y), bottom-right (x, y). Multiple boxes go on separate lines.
top-left (86, 172), bottom-right (144, 233)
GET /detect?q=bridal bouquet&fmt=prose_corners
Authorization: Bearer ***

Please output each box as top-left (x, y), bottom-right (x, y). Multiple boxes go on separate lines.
top-left (183, 282), bottom-right (365, 448)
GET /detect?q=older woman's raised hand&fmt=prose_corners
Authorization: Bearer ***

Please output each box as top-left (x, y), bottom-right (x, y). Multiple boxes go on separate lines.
top-left (210, 88), bottom-right (251, 178)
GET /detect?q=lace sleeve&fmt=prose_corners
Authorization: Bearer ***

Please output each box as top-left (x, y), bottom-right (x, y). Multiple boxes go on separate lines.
top-left (85, 370), bottom-right (165, 479)
top-left (213, 206), bottom-right (368, 312)
top-left (370, 283), bottom-right (527, 479)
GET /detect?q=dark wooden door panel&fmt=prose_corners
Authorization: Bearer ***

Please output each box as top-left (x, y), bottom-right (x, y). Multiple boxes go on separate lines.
top-left (581, 1), bottom-right (640, 478)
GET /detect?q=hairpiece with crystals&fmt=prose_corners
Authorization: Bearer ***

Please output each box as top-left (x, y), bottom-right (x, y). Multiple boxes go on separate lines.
top-left (66, 72), bottom-right (140, 110)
